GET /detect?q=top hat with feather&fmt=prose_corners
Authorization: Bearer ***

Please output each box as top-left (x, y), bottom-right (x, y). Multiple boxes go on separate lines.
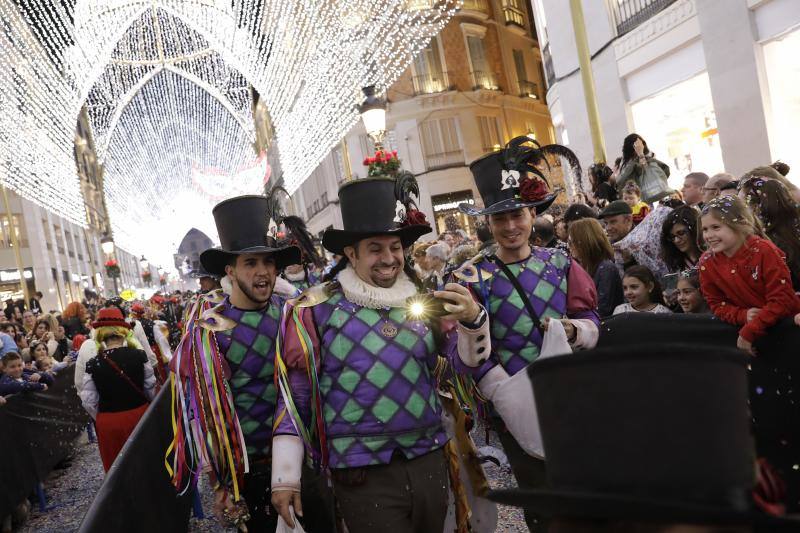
top-left (322, 173), bottom-right (432, 255)
top-left (461, 136), bottom-right (580, 217)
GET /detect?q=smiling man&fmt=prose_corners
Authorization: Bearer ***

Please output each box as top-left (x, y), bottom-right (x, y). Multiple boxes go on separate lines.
top-left (453, 138), bottom-right (600, 532)
top-left (270, 176), bottom-right (454, 533)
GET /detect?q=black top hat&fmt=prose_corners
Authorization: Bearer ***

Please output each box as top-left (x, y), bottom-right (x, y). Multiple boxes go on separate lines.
top-left (199, 195), bottom-right (301, 276)
top-left (322, 174), bottom-right (431, 255)
top-left (188, 266), bottom-right (218, 280)
top-left (460, 136), bottom-right (580, 217)
top-left (489, 344), bottom-right (800, 529)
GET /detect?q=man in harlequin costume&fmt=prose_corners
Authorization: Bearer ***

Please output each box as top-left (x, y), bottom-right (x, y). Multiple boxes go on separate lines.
top-left (168, 195), bottom-right (334, 532)
top-left (451, 137), bottom-right (601, 532)
top-left (270, 174), bottom-right (487, 533)
top-left (279, 215), bottom-right (326, 293)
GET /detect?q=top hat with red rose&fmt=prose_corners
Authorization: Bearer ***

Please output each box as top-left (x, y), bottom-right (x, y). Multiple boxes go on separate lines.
top-left (322, 173), bottom-right (432, 255)
top-left (460, 136), bottom-right (580, 217)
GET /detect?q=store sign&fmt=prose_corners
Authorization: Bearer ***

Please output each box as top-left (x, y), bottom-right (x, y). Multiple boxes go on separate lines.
top-left (433, 198), bottom-right (474, 212)
top-left (0, 269), bottom-right (33, 282)
top-left (432, 191), bottom-right (475, 213)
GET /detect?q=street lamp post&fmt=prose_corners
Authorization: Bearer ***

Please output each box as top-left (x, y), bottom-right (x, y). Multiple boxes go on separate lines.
top-left (139, 255), bottom-right (148, 285)
top-left (358, 86), bottom-right (387, 152)
top-left (100, 233), bottom-right (118, 296)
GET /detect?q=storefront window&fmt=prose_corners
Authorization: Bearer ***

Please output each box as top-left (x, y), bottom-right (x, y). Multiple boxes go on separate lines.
top-left (763, 29), bottom-right (800, 186)
top-left (630, 72), bottom-right (724, 190)
top-left (431, 190), bottom-right (476, 237)
top-left (0, 269), bottom-right (34, 302)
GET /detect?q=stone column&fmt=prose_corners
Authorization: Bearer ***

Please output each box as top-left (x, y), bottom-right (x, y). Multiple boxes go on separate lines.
top-left (695, 0), bottom-right (773, 175)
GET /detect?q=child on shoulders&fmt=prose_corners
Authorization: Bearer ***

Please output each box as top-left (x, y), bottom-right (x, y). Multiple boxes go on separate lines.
top-left (622, 182), bottom-right (650, 226)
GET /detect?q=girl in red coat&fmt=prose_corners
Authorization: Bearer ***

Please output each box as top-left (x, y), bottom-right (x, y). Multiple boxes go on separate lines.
top-left (698, 196), bottom-right (800, 355)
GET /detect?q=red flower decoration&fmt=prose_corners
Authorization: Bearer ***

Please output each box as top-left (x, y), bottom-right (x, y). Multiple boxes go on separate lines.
top-left (518, 177), bottom-right (549, 202)
top-left (362, 157), bottom-right (369, 166)
top-left (402, 209), bottom-right (429, 227)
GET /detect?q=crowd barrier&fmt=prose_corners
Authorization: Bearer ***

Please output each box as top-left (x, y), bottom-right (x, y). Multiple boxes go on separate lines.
top-left (0, 365), bottom-right (89, 518)
top-left (78, 385), bottom-right (192, 533)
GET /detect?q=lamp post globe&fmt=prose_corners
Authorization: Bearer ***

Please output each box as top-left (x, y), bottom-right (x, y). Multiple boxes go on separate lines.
top-left (100, 234), bottom-right (115, 255)
top-left (358, 86), bottom-right (387, 151)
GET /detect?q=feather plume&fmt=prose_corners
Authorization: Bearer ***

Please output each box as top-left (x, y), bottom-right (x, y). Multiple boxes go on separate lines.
top-left (502, 135), bottom-right (582, 192)
top-left (394, 171), bottom-right (420, 210)
top-left (265, 186), bottom-right (289, 224)
top-left (540, 144), bottom-right (582, 192)
top-left (282, 215), bottom-right (324, 267)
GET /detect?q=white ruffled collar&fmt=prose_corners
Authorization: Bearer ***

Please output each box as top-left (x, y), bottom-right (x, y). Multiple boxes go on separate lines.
top-left (337, 265), bottom-right (417, 309)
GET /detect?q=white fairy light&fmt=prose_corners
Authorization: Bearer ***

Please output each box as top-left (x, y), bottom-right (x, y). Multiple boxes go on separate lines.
top-left (0, 0), bottom-right (459, 259)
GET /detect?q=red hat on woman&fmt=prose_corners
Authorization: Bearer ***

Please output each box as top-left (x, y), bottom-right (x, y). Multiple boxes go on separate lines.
top-left (91, 307), bottom-right (131, 330)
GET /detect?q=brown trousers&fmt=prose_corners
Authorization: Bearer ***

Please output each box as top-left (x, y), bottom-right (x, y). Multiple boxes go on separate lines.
top-left (332, 449), bottom-right (449, 533)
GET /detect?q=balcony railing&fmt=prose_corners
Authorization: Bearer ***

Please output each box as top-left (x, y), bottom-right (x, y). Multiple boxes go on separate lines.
top-left (460, 0), bottom-right (490, 14)
top-left (501, 0), bottom-right (526, 27)
top-left (471, 70), bottom-right (499, 91)
top-left (611, 0), bottom-right (678, 35)
top-left (518, 80), bottom-right (539, 100)
top-left (424, 150), bottom-right (465, 171)
top-left (412, 71), bottom-right (452, 96)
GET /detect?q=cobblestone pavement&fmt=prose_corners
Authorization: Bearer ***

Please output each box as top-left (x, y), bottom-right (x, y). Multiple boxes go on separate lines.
top-left (20, 428), bottom-right (526, 532)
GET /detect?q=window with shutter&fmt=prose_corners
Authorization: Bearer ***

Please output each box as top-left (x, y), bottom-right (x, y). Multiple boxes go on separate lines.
top-left (478, 116), bottom-right (502, 152)
top-left (419, 118), bottom-right (464, 170)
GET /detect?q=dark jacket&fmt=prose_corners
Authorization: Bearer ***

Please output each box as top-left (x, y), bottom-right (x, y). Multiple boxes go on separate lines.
top-left (62, 316), bottom-right (89, 340)
top-left (0, 370), bottom-right (52, 395)
top-left (593, 259), bottom-right (625, 318)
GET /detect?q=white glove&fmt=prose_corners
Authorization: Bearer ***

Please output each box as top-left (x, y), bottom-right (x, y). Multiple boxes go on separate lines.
top-left (271, 435), bottom-right (304, 492)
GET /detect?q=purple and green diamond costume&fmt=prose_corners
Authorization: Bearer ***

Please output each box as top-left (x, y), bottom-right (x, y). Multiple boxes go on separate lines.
top-left (215, 295), bottom-right (282, 460)
top-left (278, 288), bottom-right (447, 469)
top-left (456, 248), bottom-right (599, 379)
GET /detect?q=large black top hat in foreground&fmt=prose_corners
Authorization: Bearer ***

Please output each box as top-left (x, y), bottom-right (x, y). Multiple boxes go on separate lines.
top-left (200, 195), bottom-right (301, 276)
top-left (490, 344), bottom-right (799, 529)
top-left (461, 136), bottom-right (580, 217)
top-left (322, 174), bottom-right (431, 255)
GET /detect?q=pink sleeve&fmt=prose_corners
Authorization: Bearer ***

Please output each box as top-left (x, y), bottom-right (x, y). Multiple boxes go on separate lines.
top-left (566, 260), bottom-right (600, 325)
top-left (282, 307), bottom-right (321, 371)
top-left (274, 306), bottom-right (319, 436)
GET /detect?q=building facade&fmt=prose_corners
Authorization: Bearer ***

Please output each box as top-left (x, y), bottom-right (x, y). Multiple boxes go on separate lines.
top-left (0, 109), bottom-right (145, 312)
top-left (533, 0), bottom-right (800, 190)
top-left (292, 0), bottom-right (557, 240)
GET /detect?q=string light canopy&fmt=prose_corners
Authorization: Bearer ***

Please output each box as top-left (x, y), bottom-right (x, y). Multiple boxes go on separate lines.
top-left (0, 0), bottom-right (460, 266)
